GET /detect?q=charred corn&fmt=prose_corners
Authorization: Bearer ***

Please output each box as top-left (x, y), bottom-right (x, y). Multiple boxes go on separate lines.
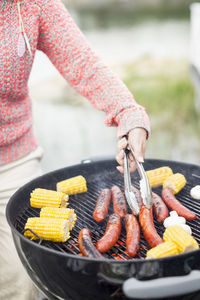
top-left (40, 207), bottom-right (77, 230)
top-left (24, 217), bottom-right (70, 242)
top-left (146, 167), bottom-right (173, 188)
top-left (30, 188), bottom-right (69, 208)
top-left (163, 225), bottom-right (199, 253)
top-left (146, 241), bottom-right (178, 259)
top-left (163, 173), bottom-right (186, 194)
top-left (57, 175), bottom-right (87, 195)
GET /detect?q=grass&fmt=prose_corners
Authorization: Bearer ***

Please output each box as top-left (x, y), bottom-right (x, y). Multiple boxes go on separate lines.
top-left (71, 5), bottom-right (191, 30)
top-left (122, 58), bottom-right (200, 162)
top-left (123, 58), bottom-right (198, 129)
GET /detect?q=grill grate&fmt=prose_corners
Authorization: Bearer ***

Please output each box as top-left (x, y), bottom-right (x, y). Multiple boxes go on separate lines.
top-left (15, 164), bottom-right (200, 261)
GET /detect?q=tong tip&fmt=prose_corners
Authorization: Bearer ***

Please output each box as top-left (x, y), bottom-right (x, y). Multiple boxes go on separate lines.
top-left (125, 190), bottom-right (140, 215)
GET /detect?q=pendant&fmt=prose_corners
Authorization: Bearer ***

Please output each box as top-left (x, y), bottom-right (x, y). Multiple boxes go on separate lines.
top-left (17, 31), bottom-right (26, 57)
top-left (24, 32), bottom-right (32, 56)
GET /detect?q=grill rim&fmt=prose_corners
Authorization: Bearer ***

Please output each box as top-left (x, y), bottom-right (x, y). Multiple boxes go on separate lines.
top-left (6, 157), bottom-right (200, 264)
top-left (9, 227), bottom-right (200, 264)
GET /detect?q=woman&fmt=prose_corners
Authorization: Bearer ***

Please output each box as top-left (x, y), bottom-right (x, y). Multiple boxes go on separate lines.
top-left (0, 0), bottom-right (150, 299)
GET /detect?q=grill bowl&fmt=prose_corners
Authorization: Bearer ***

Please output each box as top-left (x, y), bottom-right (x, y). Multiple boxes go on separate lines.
top-left (6, 158), bottom-right (200, 300)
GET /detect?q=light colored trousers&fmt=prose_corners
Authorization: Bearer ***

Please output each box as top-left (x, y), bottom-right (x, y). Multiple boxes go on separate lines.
top-left (0, 147), bottom-right (43, 300)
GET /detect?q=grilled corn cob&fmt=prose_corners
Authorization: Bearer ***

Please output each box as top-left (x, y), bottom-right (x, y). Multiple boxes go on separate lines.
top-left (146, 241), bottom-right (178, 259)
top-left (30, 188), bottom-right (69, 208)
top-left (163, 225), bottom-right (199, 253)
top-left (24, 217), bottom-right (70, 242)
top-left (57, 175), bottom-right (87, 195)
top-left (40, 207), bottom-right (77, 230)
top-left (163, 173), bottom-right (186, 194)
top-left (145, 167), bottom-right (173, 188)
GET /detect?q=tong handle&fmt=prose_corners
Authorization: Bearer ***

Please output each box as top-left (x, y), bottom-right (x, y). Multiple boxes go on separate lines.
top-left (123, 149), bottom-right (140, 215)
top-left (124, 149), bottom-right (132, 192)
top-left (128, 147), bottom-right (153, 209)
top-left (129, 147), bottom-right (149, 187)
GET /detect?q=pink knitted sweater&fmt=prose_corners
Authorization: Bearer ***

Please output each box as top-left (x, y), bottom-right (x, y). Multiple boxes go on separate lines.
top-left (0, 0), bottom-right (150, 166)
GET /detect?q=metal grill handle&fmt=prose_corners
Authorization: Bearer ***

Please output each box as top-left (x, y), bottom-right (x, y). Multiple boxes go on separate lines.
top-left (123, 270), bottom-right (200, 299)
top-left (23, 228), bottom-right (43, 245)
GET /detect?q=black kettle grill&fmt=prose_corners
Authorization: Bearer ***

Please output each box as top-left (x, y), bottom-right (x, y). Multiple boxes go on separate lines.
top-left (6, 158), bottom-right (200, 300)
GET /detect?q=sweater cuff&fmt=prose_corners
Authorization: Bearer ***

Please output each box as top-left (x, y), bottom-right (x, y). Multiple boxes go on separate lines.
top-left (116, 107), bottom-right (151, 139)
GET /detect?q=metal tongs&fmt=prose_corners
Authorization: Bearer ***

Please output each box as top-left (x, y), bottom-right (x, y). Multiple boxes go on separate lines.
top-left (123, 147), bottom-right (153, 215)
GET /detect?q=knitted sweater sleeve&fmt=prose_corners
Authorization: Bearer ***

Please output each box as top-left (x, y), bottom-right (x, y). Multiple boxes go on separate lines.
top-left (37, 0), bottom-right (150, 138)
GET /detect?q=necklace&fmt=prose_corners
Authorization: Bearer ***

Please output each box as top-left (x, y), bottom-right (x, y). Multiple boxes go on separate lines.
top-left (17, 1), bottom-right (32, 57)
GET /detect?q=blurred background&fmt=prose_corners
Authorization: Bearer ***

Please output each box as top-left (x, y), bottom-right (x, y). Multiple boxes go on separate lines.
top-left (29, 0), bottom-right (200, 173)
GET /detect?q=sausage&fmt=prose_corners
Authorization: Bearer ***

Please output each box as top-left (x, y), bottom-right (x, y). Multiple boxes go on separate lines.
top-left (139, 205), bottom-right (163, 248)
top-left (162, 187), bottom-right (198, 220)
top-left (78, 228), bottom-right (103, 258)
top-left (124, 214), bottom-right (140, 257)
top-left (152, 192), bottom-right (169, 223)
top-left (96, 213), bottom-right (121, 253)
top-left (93, 188), bottom-right (111, 222)
top-left (111, 185), bottom-right (128, 217)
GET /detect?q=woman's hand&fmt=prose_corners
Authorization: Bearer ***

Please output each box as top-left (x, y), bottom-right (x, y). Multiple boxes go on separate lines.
top-left (116, 128), bottom-right (147, 173)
